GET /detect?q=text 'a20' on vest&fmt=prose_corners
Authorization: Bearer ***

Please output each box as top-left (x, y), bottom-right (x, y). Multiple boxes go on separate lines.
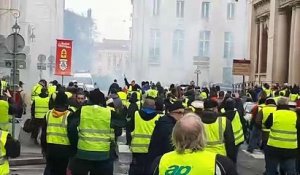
top-left (159, 150), bottom-right (216, 175)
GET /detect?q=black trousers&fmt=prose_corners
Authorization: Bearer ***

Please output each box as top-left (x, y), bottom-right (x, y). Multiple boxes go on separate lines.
top-left (129, 153), bottom-right (148, 175)
top-left (31, 118), bottom-right (44, 139)
top-left (69, 158), bottom-right (113, 175)
top-left (44, 156), bottom-right (69, 175)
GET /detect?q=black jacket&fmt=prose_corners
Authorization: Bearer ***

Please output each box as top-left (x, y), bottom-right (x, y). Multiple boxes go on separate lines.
top-left (149, 153), bottom-right (238, 175)
top-left (201, 110), bottom-right (236, 162)
top-left (147, 115), bottom-right (176, 165)
top-left (264, 106), bottom-right (300, 158)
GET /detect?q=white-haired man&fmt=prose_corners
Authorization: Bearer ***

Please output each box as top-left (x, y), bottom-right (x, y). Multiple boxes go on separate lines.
top-left (149, 113), bottom-right (237, 175)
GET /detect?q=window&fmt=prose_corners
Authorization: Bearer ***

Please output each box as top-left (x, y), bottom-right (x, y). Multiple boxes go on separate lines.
top-left (224, 32), bottom-right (234, 59)
top-left (227, 3), bottom-right (235, 20)
top-left (199, 31), bottom-right (210, 57)
top-left (153, 0), bottom-right (160, 16)
top-left (149, 29), bottom-right (160, 60)
top-left (173, 30), bottom-right (184, 57)
top-left (176, 0), bottom-right (184, 18)
top-left (201, 2), bottom-right (210, 19)
top-left (223, 67), bottom-right (233, 85)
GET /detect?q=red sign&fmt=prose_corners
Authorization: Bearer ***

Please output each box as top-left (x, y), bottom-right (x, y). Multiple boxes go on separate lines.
top-left (55, 39), bottom-right (73, 76)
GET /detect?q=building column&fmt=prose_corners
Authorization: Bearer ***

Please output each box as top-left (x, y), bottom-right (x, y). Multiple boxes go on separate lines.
top-left (273, 9), bottom-right (289, 83)
top-left (250, 19), bottom-right (260, 81)
top-left (291, 4), bottom-right (300, 84)
top-left (288, 6), bottom-right (296, 83)
top-left (257, 18), bottom-right (265, 81)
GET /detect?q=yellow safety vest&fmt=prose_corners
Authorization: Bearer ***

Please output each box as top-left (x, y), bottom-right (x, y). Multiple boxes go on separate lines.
top-left (46, 110), bottom-right (70, 145)
top-left (0, 81), bottom-right (8, 96)
top-left (204, 117), bottom-right (227, 156)
top-left (200, 92), bottom-right (208, 100)
top-left (131, 111), bottom-right (159, 153)
top-left (232, 111), bottom-right (244, 145)
top-left (146, 89), bottom-right (158, 99)
top-left (267, 110), bottom-right (298, 149)
top-left (0, 100), bottom-right (10, 131)
top-left (78, 105), bottom-right (112, 152)
top-left (48, 85), bottom-right (57, 97)
top-left (182, 98), bottom-right (189, 108)
top-left (289, 94), bottom-right (298, 102)
top-left (0, 130), bottom-right (9, 175)
top-left (31, 84), bottom-right (43, 100)
top-left (34, 96), bottom-right (50, 119)
top-left (69, 106), bottom-right (77, 113)
top-left (117, 91), bottom-right (127, 106)
top-left (159, 150), bottom-right (216, 175)
top-left (279, 90), bottom-right (286, 97)
top-left (262, 106), bottom-right (277, 132)
top-left (263, 87), bottom-right (272, 97)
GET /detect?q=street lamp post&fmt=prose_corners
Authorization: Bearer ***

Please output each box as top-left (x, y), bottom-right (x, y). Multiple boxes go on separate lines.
top-left (11, 21), bottom-right (20, 139)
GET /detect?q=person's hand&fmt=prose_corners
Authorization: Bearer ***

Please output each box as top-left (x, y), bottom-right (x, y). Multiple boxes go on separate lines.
top-left (4, 90), bottom-right (11, 98)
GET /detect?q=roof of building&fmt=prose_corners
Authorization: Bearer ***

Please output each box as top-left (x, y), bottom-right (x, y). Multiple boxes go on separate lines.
top-left (95, 39), bottom-right (130, 51)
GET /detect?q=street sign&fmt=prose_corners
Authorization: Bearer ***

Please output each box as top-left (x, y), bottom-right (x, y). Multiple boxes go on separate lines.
top-left (48, 55), bottom-right (55, 63)
top-left (38, 54), bottom-right (46, 63)
top-left (4, 53), bottom-right (26, 60)
top-left (5, 33), bottom-right (25, 53)
top-left (193, 56), bottom-right (209, 68)
top-left (4, 60), bottom-right (26, 69)
top-left (232, 59), bottom-right (251, 76)
top-left (37, 63), bottom-right (46, 70)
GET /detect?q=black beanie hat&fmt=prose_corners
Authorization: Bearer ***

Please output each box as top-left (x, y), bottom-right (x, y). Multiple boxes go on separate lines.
top-left (55, 91), bottom-right (68, 107)
top-left (225, 98), bottom-right (236, 111)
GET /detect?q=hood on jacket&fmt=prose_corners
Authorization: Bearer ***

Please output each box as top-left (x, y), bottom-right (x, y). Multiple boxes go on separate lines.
top-left (138, 107), bottom-right (158, 121)
top-left (52, 108), bottom-right (68, 118)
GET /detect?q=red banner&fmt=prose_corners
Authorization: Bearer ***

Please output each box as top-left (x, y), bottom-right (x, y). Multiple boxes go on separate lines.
top-left (55, 39), bottom-right (73, 76)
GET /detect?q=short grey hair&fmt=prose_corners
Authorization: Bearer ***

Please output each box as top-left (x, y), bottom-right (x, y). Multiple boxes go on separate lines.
top-left (171, 113), bottom-right (206, 153)
top-left (277, 97), bottom-right (289, 106)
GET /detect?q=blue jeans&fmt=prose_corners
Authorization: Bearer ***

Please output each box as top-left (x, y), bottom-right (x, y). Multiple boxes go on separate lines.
top-left (265, 154), bottom-right (296, 175)
top-left (248, 124), bottom-right (261, 151)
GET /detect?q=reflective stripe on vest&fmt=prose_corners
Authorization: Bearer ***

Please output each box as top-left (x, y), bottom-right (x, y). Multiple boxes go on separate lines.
top-left (232, 111), bottom-right (244, 145)
top-left (78, 105), bottom-right (112, 152)
top-left (0, 130), bottom-right (9, 175)
top-left (34, 97), bottom-right (50, 119)
top-left (204, 117), bottom-right (227, 156)
top-left (267, 110), bottom-right (298, 149)
top-left (131, 111), bottom-right (159, 153)
top-left (46, 110), bottom-right (70, 145)
top-left (262, 106), bottom-right (277, 132)
top-left (159, 150), bottom-right (216, 175)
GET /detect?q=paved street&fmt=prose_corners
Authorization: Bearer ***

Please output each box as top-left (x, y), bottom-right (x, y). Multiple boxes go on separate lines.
top-left (11, 118), bottom-right (265, 175)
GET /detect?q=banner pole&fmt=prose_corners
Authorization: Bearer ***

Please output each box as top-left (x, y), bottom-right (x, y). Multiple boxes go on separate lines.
top-left (62, 75), bottom-right (64, 85)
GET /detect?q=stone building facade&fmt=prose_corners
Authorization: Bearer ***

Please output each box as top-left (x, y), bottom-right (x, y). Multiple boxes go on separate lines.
top-left (248, 0), bottom-right (300, 84)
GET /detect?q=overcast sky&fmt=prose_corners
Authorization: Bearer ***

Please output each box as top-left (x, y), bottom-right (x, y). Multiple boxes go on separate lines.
top-left (65, 0), bottom-right (132, 41)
